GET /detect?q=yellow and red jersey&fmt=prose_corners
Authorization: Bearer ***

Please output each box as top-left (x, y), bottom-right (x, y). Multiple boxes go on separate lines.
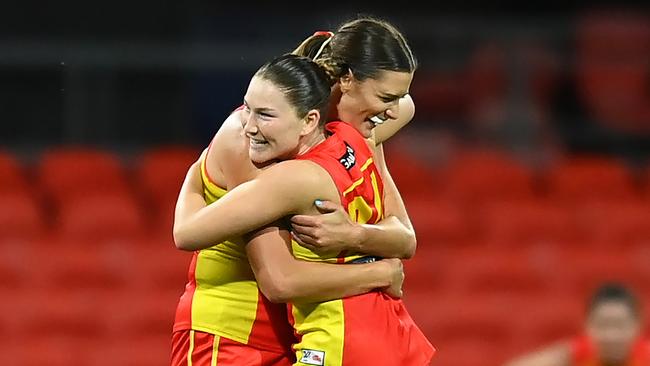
top-left (294, 121), bottom-right (385, 264)
top-left (572, 335), bottom-right (650, 366)
top-left (291, 121), bottom-right (435, 366)
top-left (173, 143), bottom-right (295, 354)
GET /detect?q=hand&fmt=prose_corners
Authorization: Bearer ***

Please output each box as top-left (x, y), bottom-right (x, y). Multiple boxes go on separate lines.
top-left (381, 258), bottom-right (404, 299)
top-left (290, 200), bottom-right (363, 254)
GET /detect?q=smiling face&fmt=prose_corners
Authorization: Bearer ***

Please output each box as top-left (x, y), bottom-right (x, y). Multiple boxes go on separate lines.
top-left (335, 70), bottom-right (413, 138)
top-left (241, 76), bottom-right (309, 164)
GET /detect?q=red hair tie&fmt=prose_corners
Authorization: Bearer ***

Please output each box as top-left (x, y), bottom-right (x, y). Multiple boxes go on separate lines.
top-left (313, 31), bottom-right (334, 37)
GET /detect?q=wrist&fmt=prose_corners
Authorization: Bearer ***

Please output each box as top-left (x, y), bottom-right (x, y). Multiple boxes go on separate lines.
top-left (371, 260), bottom-right (392, 288)
top-left (352, 223), bottom-right (367, 252)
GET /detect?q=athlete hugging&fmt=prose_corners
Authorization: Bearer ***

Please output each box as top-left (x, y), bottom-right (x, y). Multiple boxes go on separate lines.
top-left (171, 16), bottom-right (435, 366)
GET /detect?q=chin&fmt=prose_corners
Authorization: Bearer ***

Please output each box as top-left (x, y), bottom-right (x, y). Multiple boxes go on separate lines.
top-left (249, 152), bottom-right (270, 165)
top-left (361, 122), bottom-right (376, 138)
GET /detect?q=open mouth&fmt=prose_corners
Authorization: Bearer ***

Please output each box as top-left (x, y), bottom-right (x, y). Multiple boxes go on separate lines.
top-left (368, 115), bottom-right (387, 125)
top-left (250, 139), bottom-right (268, 146)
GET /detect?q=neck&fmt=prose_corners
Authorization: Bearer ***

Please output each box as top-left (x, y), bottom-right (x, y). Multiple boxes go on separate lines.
top-left (297, 130), bottom-right (326, 155)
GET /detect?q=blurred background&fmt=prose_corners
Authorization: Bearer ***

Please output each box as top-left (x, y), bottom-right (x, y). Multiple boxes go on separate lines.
top-left (1, 2), bottom-right (649, 365)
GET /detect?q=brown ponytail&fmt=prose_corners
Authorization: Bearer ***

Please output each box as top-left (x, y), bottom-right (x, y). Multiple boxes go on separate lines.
top-left (314, 59), bottom-right (341, 86)
top-left (292, 33), bottom-right (332, 60)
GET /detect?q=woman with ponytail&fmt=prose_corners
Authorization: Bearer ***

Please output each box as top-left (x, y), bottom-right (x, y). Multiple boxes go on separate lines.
top-left (172, 17), bottom-right (434, 366)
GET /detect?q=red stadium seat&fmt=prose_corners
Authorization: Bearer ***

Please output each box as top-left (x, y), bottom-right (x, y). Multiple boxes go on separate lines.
top-left (20, 291), bottom-right (109, 339)
top-left (0, 192), bottom-right (45, 241)
top-left (100, 288), bottom-right (178, 338)
top-left (34, 243), bottom-right (130, 290)
top-left (403, 245), bottom-right (453, 291)
top-left (545, 156), bottom-right (636, 202)
top-left (382, 145), bottom-right (440, 202)
top-left (464, 42), bottom-right (559, 140)
top-left (38, 147), bottom-right (130, 203)
top-left (576, 11), bottom-right (650, 134)
top-left (55, 192), bottom-right (146, 241)
top-left (0, 150), bottom-right (28, 193)
top-left (433, 340), bottom-right (509, 366)
top-left (88, 336), bottom-right (171, 366)
top-left (476, 198), bottom-right (574, 242)
top-left (12, 336), bottom-right (90, 366)
top-left (440, 149), bottom-right (537, 203)
top-left (408, 71), bottom-right (467, 122)
top-left (135, 145), bottom-right (200, 228)
top-left (407, 197), bottom-right (471, 244)
top-left (509, 296), bottom-right (583, 349)
top-left (645, 164), bottom-right (650, 198)
top-left (556, 248), bottom-right (641, 296)
top-left (0, 243), bottom-right (35, 290)
top-left (571, 200), bottom-right (650, 244)
top-left (422, 294), bottom-right (516, 366)
top-left (447, 249), bottom-right (552, 297)
top-left (127, 238), bottom-right (192, 292)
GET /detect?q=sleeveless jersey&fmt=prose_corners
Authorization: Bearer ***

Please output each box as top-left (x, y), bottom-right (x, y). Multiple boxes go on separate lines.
top-left (173, 142), bottom-right (294, 354)
top-left (294, 121), bottom-right (384, 263)
top-left (290, 121), bottom-right (435, 366)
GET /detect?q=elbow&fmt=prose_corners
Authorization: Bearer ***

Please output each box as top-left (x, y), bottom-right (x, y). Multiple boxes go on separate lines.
top-left (400, 233), bottom-right (417, 259)
top-left (173, 226), bottom-right (196, 251)
top-left (258, 277), bottom-right (294, 304)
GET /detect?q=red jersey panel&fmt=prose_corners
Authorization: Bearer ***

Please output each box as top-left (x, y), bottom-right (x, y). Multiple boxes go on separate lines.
top-left (572, 335), bottom-right (650, 366)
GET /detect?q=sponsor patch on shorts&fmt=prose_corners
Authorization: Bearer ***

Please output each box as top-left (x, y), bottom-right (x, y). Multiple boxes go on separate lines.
top-left (299, 349), bottom-right (325, 365)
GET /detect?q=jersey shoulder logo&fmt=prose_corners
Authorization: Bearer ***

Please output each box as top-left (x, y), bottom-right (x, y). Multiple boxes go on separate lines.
top-left (338, 142), bottom-right (356, 170)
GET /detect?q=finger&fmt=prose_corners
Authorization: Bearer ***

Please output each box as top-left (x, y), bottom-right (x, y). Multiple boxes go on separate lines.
top-left (290, 224), bottom-right (318, 237)
top-left (291, 232), bottom-right (318, 250)
top-left (290, 214), bottom-right (319, 227)
top-left (314, 199), bottom-right (341, 214)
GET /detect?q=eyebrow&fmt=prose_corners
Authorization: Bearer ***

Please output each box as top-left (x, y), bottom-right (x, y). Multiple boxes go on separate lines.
top-left (379, 92), bottom-right (409, 100)
top-left (243, 99), bottom-right (276, 113)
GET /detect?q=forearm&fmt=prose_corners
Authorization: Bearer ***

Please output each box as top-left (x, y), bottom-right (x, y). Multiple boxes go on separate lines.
top-left (355, 144), bottom-right (416, 259)
top-left (175, 161), bottom-right (316, 251)
top-left (173, 159), bottom-right (210, 251)
top-left (260, 259), bottom-right (390, 304)
top-left (247, 226), bottom-right (391, 304)
top-left (356, 216), bottom-right (416, 259)
top-left (174, 179), bottom-right (293, 251)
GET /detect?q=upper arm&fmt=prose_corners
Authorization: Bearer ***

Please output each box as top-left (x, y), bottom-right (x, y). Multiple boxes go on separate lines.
top-left (244, 224), bottom-right (294, 302)
top-left (373, 143), bottom-right (413, 229)
top-left (174, 161), bottom-right (326, 247)
top-left (504, 343), bottom-right (571, 366)
top-left (373, 95), bottom-right (415, 145)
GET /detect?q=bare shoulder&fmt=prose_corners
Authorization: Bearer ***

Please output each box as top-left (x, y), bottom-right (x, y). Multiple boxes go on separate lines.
top-left (213, 110), bottom-right (245, 144)
top-left (207, 110), bottom-right (260, 187)
top-left (259, 159), bottom-right (330, 186)
top-left (256, 159), bottom-right (339, 208)
top-left (503, 341), bottom-right (571, 366)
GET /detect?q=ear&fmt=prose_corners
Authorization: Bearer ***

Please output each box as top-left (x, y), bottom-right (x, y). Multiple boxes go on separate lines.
top-left (301, 109), bottom-right (321, 136)
top-left (338, 70), bottom-right (355, 93)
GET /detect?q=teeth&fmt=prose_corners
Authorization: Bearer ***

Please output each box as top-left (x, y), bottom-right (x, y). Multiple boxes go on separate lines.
top-left (369, 115), bottom-right (385, 125)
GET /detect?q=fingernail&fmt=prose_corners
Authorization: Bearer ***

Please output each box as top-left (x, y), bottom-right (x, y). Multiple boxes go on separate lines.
top-left (315, 199), bottom-right (323, 206)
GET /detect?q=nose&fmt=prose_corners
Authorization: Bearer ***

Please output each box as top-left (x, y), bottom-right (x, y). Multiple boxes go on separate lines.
top-left (243, 112), bottom-right (258, 137)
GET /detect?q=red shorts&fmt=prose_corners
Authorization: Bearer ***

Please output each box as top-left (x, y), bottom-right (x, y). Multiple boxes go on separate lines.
top-left (171, 330), bottom-right (294, 366)
top-left (289, 292), bottom-right (435, 366)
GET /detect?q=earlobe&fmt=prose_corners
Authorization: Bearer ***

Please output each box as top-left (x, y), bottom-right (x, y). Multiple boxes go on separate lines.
top-left (339, 71), bottom-right (354, 93)
top-left (301, 110), bottom-right (321, 136)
